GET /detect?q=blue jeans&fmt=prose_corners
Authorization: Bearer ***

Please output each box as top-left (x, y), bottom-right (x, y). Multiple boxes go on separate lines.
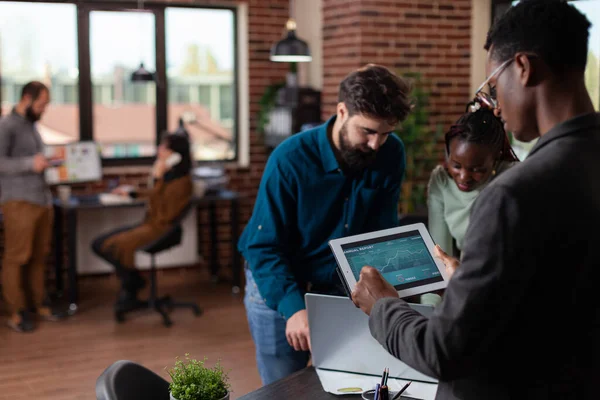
top-left (244, 267), bottom-right (310, 385)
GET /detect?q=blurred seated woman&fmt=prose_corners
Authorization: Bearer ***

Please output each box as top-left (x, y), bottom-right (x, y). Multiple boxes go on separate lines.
top-left (428, 106), bottom-right (519, 261)
top-left (92, 133), bottom-right (192, 309)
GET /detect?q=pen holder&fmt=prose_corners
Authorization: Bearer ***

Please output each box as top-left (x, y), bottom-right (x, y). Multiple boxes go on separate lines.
top-left (361, 389), bottom-right (419, 400)
top-left (362, 389), bottom-right (396, 400)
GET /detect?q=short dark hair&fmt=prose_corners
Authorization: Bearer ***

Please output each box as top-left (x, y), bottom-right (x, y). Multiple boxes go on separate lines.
top-left (445, 107), bottom-right (519, 162)
top-left (338, 64), bottom-right (412, 124)
top-left (485, 0), bottom-right (591, 75)
top-left (21, 81), bottom-right (49, 100)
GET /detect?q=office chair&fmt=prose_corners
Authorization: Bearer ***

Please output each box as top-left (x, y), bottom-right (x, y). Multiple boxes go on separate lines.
top-left (115, 201), bottom-right (202, 327)
top-left (96, 360), bottom-right (169, 400)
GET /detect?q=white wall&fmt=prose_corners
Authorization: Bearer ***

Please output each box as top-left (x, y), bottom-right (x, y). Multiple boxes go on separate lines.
top-left (471, 0), bottom-right (492, 94)
top-left (236, 3), bottom-right (250, 167)
top-left (295, 0), bottom-right (323, 90)
top-left (76, 207), bottom-right (199, 275)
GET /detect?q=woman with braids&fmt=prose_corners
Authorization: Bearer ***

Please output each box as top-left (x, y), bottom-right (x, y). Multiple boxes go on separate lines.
top-left (427, 105), bottom-right (519, 277)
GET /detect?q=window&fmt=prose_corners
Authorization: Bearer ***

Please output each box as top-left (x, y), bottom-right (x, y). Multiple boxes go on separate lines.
top-left (90, 10), bottom-right (156, 158)
top-left (220, 85), bottom-right (234, 121)
top-left (0, 2), bottom-right (78, 145)
top-left (165, 7), bottom-right (236, 161)
top-left (0, 1), bottom-right (238, 163)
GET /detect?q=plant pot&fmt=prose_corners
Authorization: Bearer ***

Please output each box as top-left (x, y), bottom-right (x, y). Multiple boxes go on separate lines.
top-left (170, 392), bottom-right (230, 400)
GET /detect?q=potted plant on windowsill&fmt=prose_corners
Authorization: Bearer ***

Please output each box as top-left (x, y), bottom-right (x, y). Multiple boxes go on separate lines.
top-left (167, 354), bottom-right (231, 400)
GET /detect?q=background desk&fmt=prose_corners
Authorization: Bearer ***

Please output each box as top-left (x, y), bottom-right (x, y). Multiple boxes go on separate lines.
top-left (53, 190), bottom-right (242, 313)
top-left (238, 367), bottom-right (355, 400)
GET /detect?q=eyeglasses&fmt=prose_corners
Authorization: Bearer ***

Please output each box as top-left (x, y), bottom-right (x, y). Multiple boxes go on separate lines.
top-left (469, 58), bottom-right (514, 113)
top-left (470, 53), bottom-right (538, 113)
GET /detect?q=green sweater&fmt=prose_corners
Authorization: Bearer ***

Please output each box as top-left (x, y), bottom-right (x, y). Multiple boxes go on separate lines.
top-left (427, 162), bottom-right (515, 257)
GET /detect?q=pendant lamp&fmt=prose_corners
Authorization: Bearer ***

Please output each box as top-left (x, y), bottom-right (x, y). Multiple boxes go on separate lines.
top-left (270, 0), bottom-right (312, 63)
top-left (131, 0), bottom-right (155, 82)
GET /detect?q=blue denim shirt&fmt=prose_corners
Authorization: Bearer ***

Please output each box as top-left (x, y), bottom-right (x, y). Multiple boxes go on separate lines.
top-left (238, 116), bottom-right (406, 319)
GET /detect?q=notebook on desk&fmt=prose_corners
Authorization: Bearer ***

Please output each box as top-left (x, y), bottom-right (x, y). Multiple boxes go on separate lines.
top-left (306, 293), bottom-right (438, 384)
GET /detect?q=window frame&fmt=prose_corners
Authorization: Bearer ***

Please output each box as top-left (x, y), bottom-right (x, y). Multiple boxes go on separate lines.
top-left (0, 0), bottom-right (239, 166)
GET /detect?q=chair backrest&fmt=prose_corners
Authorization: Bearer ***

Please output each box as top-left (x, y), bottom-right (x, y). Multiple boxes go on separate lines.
top-left (170, 200), bottom-right (195, 226)
top-left (96, 360), bottom-right (170, 400)
top-left (139, 201), bottom-right (194, 254)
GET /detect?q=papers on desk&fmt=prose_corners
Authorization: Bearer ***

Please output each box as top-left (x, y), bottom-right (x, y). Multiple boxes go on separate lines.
top-left (315, 368), bottom-right (437, 399)
top-left (98, 193), bottom-right (133, 205)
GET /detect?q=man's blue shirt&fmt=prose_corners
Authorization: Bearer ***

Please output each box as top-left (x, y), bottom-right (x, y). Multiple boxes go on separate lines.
top-left (238, 116), bottom-right (406, 319)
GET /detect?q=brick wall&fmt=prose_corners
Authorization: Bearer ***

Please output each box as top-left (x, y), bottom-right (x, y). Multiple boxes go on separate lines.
top-left (322, 0), bottom-right (472, 134)
top-left (322, 0), bottom-right (472, 214)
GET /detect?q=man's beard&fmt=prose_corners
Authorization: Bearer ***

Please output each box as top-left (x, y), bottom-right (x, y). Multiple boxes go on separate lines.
top-left (25, 106), bottom-right (41, 123)
top-left (339, 121), bottom-right (377, 172)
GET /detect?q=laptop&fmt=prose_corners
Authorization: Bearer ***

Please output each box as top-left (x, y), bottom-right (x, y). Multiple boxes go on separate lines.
top-left (306, 293), bottom-right (438, 383)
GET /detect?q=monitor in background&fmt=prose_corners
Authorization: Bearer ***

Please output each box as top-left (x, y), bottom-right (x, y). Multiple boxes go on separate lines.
top-left (44, 141), bottom-right (102, 185)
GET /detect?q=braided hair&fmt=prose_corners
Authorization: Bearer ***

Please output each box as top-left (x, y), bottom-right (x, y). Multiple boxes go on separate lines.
top-left (444, 107), bottom-right (519, 163)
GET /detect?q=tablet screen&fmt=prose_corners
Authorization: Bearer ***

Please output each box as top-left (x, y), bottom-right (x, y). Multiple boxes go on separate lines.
top-left (341, 230), bottom-right (443, 290)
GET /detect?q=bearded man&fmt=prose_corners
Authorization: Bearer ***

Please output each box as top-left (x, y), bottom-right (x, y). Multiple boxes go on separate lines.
top-left (238, 64), bottom-right (411, 385)
top-left (0, 81), bottom-right (66, 333)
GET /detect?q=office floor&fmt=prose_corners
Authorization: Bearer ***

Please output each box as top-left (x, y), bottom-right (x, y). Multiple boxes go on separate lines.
top-left (0, 269), bottom-right (262, 400)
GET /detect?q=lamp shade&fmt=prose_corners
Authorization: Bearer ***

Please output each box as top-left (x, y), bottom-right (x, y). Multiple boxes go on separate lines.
top-left (131, 62), bottom-right (155, 82)
top-left (270, 30), bottom-right (312, 63)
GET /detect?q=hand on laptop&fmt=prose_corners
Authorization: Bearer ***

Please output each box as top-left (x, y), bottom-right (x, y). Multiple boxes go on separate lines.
top-left (351, 266), bottom-right (399, 316)
top-left (286, 309), bottom-right (311, 352)
top-left (434, 245), bottom-right (459, 278)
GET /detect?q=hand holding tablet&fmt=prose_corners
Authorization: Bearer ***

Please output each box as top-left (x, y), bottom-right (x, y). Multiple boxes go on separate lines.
top-left (330, 223), bottom-right (449, 301)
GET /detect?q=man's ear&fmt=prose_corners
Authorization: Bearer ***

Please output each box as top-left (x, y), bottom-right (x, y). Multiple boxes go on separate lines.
top-left (336, 102), bottom-right (348, 121)
top-left (515, 53), bottom-right (535, 87)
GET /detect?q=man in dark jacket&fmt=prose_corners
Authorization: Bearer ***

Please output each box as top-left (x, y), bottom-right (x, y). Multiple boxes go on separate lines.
top-left (352, 1), bottom-right (600, 399)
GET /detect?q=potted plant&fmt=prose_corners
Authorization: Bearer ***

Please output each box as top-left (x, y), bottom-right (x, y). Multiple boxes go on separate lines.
top-left (256, 80), bottom-right (285, 137)
top-left (394, 72), bottom-right (444, 216)
top-left (167, 354), bottom-right (231, 400)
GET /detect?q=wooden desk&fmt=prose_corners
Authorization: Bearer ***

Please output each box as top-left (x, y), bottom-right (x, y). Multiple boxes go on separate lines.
top-left (238, 367), bottom-right (356, 400)
top-left (53, 190), bottom-right (243, 314)
top-left (238, 367), bottom-right (424, 400)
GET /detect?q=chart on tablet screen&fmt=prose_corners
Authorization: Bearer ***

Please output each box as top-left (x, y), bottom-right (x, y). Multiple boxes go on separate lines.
top-left (343, 233), bottom-right (440, 285)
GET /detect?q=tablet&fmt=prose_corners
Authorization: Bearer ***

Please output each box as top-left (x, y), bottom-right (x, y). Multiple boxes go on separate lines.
top-left (329, 223), bottom-right (449, 298)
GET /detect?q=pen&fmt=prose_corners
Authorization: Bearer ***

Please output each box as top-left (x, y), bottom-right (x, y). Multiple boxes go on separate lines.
top-left (380, 368), bottom-right (387, 387)
top-left (374, 383), bottom-right (380, 400)
top-left (391, 381), bottom-right (412, 400)
top-left (380, 385), bottom-right (389, 400)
